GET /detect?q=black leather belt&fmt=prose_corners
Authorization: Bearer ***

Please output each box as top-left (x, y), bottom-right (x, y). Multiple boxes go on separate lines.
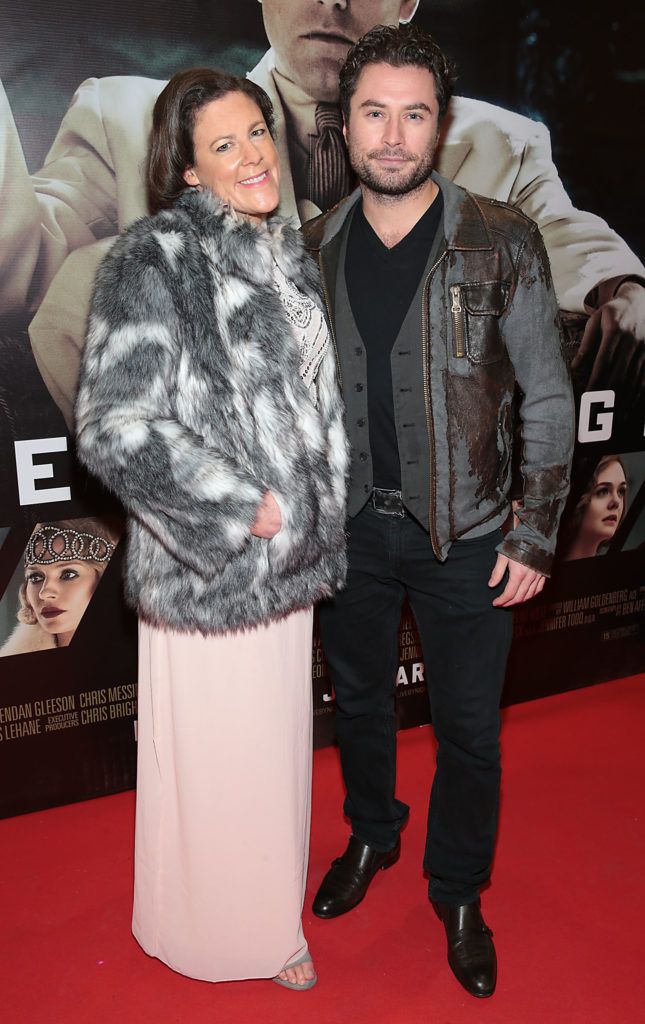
top-left (370, 487), bottom-right (407, 517)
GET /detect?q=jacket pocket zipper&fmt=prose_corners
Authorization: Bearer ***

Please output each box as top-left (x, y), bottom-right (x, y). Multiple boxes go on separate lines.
top-left (450, 285), bottom-right (465, 358)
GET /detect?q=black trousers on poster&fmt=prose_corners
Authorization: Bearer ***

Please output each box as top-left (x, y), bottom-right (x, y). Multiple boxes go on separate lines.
top-left (319, 504), bottom-right (513, 905)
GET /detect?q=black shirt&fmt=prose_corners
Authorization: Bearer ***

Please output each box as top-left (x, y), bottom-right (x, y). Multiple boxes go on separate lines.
top-left (345, 192), bottom-right (444, 489)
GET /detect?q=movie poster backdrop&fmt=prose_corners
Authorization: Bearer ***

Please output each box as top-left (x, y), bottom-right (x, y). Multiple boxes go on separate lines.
top-left (1, 1), bottom-right (643, 814)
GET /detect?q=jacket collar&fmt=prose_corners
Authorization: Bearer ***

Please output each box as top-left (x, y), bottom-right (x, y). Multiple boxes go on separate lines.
top-left (247, 50), bottom-right (301, 222)
top-left (173, 187), bottom-right (305, 286)
top-left (313, 171), bottom-right (493, 253)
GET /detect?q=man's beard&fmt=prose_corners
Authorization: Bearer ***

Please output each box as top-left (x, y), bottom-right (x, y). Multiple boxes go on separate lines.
top-left (347, 138), bottom-right (437, 198)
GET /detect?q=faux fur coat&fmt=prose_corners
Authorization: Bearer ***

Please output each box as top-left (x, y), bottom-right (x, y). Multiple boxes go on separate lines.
top-left (75, 189), bottom-right (348, 633)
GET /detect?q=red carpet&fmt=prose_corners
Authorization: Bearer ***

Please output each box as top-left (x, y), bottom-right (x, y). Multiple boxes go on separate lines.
top-left (2, 675), bottom-right (644, 1024)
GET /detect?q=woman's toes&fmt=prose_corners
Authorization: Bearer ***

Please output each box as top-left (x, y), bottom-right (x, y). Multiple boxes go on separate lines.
top-left (292, 960), bottom-right (314, 985)
top-left (301, 959), bottom-right (315, 981)
top-left (276, 958), bottom-right (315, 986)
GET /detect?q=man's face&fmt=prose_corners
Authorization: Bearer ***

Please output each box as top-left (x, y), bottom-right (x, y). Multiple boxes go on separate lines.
top-left (259, 0), bottom-right (418, 102)
top-left (344, 62), bottom-right (440, 197)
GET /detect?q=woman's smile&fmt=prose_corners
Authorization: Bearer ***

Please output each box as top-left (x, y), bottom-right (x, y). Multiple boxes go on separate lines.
top-left (238, 170), bottom-right (271, 187)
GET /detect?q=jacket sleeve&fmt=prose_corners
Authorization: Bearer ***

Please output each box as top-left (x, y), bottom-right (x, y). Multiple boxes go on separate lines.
top-left (28, 239), bottom-right (114, 431)
top-left (75, 236), bottom-right (265, 578)
top-left (0, 78), bottom-right (120, 319)
top-left (507, 120), bottom-right (645, 313)
top-left (496, 221), bottom-right (575, 576)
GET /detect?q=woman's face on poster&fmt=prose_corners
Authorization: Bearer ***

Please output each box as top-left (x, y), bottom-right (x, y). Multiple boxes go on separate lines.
top-left (24, 561), bottom-right (100, 638)
top-left (579, 459), bottom-right (627, 546)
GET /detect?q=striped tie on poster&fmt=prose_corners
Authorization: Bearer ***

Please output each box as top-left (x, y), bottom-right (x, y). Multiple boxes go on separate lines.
top-left (310, 102), bottom-right (353, 212)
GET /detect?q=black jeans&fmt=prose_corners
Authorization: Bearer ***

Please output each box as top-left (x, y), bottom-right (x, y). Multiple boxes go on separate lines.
top-left (319, 504), bottom-right (513, 904)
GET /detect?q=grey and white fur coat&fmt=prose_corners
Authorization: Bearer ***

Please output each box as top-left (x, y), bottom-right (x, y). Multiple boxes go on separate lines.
top-left (76, 189), bottom-right (348, 633)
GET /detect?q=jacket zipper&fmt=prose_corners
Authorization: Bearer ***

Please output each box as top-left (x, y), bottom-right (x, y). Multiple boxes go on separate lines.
top-left (318, 252), bottom-right (343, 389)
top-left (450, 285), bottom-right (466, 358)
top-left (422, 252), bottom-right (447, 559)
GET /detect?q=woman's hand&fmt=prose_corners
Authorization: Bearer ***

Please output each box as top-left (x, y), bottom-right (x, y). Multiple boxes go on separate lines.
top-left (251, 490), bottom-right (282, 539)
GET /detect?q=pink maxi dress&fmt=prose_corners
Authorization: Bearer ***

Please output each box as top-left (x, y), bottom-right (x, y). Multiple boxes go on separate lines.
top-left (133, 609), bottom-right (314, 981)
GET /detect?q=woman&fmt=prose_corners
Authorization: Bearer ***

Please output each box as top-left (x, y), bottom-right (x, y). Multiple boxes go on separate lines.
top-left (75, 68), bottom-right (348, 988)
top-left (0, 517), bottom-right (119, 656)
top-left (562, 455), bottom-right (627, 560)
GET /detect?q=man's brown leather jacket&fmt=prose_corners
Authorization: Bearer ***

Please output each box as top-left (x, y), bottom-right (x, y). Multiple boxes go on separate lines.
top-left (303, 172), bottom-right (575, 576)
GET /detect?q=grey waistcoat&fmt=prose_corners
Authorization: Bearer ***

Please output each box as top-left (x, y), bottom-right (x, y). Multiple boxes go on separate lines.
top-left (338, 209), bottom-right (451, 528)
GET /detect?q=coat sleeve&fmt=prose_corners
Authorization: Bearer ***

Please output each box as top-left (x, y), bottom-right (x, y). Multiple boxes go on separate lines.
top-left (496, 221), bottom-right (575, 576)
top-left (507, 120), bottom-right (645, 313)
top-left (314, 343), bottom-right (349, 519)
top-left (0, 78), bottom-right (120, 318)
top-left (75, 235), bottom-right (265, 578)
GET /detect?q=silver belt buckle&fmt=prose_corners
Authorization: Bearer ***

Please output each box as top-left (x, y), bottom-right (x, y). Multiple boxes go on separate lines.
top-left (371, 488), bottom-right (406, 517)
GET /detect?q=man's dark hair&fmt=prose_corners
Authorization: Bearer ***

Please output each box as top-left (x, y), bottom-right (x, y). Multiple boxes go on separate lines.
top-left (339, 23), bottom-right (457, 124)
top-left (147, 67), bottom-right (275, 214)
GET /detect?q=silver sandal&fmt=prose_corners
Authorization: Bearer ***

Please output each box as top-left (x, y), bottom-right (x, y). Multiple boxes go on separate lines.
top-left (272, 950), bottom-right (317, 991)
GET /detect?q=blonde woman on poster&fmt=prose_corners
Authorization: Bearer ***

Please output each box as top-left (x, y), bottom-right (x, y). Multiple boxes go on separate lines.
top-left (76, 68), bottom-right (348, 989)
top-left (562, 455), bottom-right (628, 560)
top-left (0, 517), bottom-right (119, 656)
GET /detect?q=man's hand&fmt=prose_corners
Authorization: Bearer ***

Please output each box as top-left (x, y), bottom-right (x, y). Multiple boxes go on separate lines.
top-left (488, 554), bottom-right (545, 607)
top-left (571, 281), bottom-right (645, 399)
top-left (251, 490), bottom-right (282, 539)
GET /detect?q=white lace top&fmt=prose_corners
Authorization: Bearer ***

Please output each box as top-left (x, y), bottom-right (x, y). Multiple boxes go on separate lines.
top-left (272, 259), bottom-right (330, 406)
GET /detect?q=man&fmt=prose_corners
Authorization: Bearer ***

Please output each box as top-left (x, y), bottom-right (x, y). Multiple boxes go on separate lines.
top-left (0, 1), bottom-right (643, 425)
top-left (302, 24), bottom-right (574, 998)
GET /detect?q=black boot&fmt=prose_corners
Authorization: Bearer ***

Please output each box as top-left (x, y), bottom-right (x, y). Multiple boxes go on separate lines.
top-left (432, 899), bottom-right (497, 998)
top-left (312, 835), bottom-right (400, 918)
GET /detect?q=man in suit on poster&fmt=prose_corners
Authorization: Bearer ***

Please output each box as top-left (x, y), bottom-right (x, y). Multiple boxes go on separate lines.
top-left (301, 22), bottom-right (574, 997)
top-left (0, 0), bottom-right (644, 427)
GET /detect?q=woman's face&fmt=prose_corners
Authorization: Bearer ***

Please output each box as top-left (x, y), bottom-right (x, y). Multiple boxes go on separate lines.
top-left (24, 561), bottom-right (100, 638)
top-left (579, 460), bottom-right (627, 546)
top-left (183, 92), bottom-right (280, 222)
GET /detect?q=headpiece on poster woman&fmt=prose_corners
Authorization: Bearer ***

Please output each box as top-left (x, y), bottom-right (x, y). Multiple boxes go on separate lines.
top-left (24, 523), bottom-right (116, 566)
